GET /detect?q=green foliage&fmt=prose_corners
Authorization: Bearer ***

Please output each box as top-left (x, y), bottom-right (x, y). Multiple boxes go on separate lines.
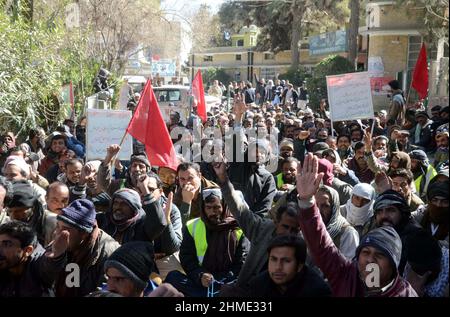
top-left (279, 66), bottom-right (312, 87)
top-left (201, 68), bottom-right (232, 85)
top-left (0, 9), bottom-right (110, 139)
top-left (307, 55), bottom-right (355, 109)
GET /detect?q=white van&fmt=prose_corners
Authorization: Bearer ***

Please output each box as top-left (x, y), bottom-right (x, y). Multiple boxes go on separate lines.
top-left (153, 85), bottom-right (191, 125)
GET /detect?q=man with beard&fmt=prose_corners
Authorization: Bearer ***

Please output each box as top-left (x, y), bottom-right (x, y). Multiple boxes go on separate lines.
top-left (409, 150), bottom-right (437, 202)
top-left (336, 135), bottom-right (353, 161)
top-left (98, 144), bottom-right (151, 196)
top-left (158, 166), bottom-right (177, 196)
top-left (165, 188), bottom-right (248, 297)
top-left (296, 153), bottom-right (417, 297)
top-left (0, 221), bottom-right (68, 297)
top-left (433, 130), bottom-right (449, 169)
top-left (20, 128), bottom-right (46, 172)
top-left (97, 186), bottom-right (167, 245)
top-left (347, 142), bottom-right (375, 183)
top-left (275, 157), bottom-right (298, 191)
top-left (412, 180), bottom-right (448, 247)
top-left (372, 189), bottom-right (424, 274)
top-left (8, 181), bottom-right (57, 247)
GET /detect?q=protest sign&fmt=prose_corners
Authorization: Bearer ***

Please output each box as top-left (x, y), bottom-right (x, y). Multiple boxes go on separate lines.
top-left (86, 109), bottom-right (133, 160)
top-left (326, 71), bottom-right (374, 122)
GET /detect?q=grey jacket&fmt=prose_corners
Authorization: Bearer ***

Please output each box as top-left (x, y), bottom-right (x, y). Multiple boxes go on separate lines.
top-left (153, 195), bottom-right (183, 256)
top-left (220, 180), bottom-right (276, 288)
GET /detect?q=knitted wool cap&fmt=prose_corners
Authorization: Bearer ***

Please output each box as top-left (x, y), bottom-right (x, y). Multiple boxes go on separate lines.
top-left (356, 226), bottom-right (402, 271)
top-left (57, 199), bottom-right (96, 233)
top-left (104, 241), bottom-right (156, 290)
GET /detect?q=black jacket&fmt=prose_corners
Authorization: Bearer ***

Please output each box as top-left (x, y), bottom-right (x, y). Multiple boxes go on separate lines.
top-left (228, 163), bottom-right (276, 217)
top-left (0, 244), bottom-right (66, 297)
top-left (179, 225), bottom-right (249, 287)
top-left (246, 266), bottom-right (332, 297)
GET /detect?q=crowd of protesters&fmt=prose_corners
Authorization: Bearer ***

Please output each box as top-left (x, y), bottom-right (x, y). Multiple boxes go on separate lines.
top-left (0, 77), bottom-right (448, 298)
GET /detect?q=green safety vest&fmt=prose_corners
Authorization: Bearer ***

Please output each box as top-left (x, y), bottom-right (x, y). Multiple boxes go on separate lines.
top-left (414, 165), bottom-right (437, 198)
top-left (276, 173), bottom-right (285, 189)
top-left (186, 218), bottom-right (243, 265)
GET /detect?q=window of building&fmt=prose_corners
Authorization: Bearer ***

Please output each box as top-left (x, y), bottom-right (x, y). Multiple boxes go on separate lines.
top-left (237, 39), bottom-right (244, 47)
top-left (203, 55), bottom-right (213, 62)
top-left (236, 54), bottom-right (242, 61)
top-left (264, 53), bottom-right (274, 60)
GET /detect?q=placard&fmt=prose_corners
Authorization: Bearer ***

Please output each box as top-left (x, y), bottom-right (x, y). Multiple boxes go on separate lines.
top-left (86, 109), bottom-right (133, 160)
top-left (326, 72), bottom-right (374, 122)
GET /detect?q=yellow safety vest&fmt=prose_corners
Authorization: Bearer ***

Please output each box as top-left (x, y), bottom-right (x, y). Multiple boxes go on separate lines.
top-left (186, 218), bottom-right (243, 265)
top-left (414, 165), bottom-right (438, 198)
top-left (276, 173), bottom-right (285, 189)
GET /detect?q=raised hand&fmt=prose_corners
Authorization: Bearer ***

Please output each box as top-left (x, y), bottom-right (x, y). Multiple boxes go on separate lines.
top-left (212, 153), bottom-right (228, 184)
top-left (164, 192), bottom-right (173, 224)
top-left (105, 144), bottom-right (121, 165)
top-left (181, 184), bottom-right (196, 204)
top-left (296, 153), bottom-right (323, 200)
top-left (47, 230), bottom-right (69, 258)
top-left (137, 174), bottom-right (151, 195)
top-left (375, 172), bottom-right (392, 194)
top-left (363, 130), bottom-right (372, 153)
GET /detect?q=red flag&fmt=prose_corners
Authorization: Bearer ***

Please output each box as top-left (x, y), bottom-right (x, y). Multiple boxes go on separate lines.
top-left (191, 70), bottom-right (207, 122)
top-left (126, 80), bottom-right (178, 170)
top-left (411, 43), bottom-right (429, 100)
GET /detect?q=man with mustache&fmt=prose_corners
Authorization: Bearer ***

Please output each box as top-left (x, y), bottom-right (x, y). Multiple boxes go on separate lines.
top-left (45, 182), bottom-right (70, 215)
top-left (275, 157), bottom-right (298, 192)
top-left (0, 221), bottom-right (68, 297)
top-left (296, 153), bottom-right (416, 297)
top-left (347, 142), bottom-right (375, 183)
top-left (165, 188), bottom-right (248, 297)
top-left (372, 189), bottom-right (424, 274)
top-left (97, 186), bottom-right (167, 245)
top-left (245, 235), bottom-right (331, 297)
top-left (98, 144), bottom-right (151, 197)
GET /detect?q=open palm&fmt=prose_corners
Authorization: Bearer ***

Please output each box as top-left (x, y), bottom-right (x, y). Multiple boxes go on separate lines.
top-left (296, 153), bottom-right (324, 200)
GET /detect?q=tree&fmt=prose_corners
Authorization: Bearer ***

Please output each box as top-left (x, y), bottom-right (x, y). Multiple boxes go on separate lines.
top-left (218, 0), bottom-right (347, 68)
top-left (395, 0), bottom-right (449, 45)
top-left (347, 0), bottom-right (360, 67)
top-left (201, 68), bottom-right (232, 86)
top-left (307, 55), bottom-right (354, 108)
top-left (189, 4), bottom-right (224, 50)
top-left (279, 66), bottom-right (312, 87)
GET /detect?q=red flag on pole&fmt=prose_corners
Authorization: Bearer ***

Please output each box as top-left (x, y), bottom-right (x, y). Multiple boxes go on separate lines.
top-left (191, 70), bottom-right (207, 122)
top-left (411, 43), bottom-right (429, 100)
top-left (126, 80), bottom-right (178, 170)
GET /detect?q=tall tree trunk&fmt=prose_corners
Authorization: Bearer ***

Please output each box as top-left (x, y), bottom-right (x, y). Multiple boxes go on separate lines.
top-left (348, 0), bottom-right (360, 69)
top-left (291, 2), bottom-right (302, 69)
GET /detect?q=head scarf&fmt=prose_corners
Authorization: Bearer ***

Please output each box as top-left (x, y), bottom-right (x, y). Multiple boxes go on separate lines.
top-left (318, 159), bottom-right (334, 186)
top-left (345, 183), bottom-right (376, 227)
top-left (390, 151), bottom-right (411, 170)
top-left (318, 185), bottom-right (348, 239)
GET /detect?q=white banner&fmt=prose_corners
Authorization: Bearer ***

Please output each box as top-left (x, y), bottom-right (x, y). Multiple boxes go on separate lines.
top-left (86, 109), bottom-right (133, 161)
top-left (326, 71), bottom-right (374, 122)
